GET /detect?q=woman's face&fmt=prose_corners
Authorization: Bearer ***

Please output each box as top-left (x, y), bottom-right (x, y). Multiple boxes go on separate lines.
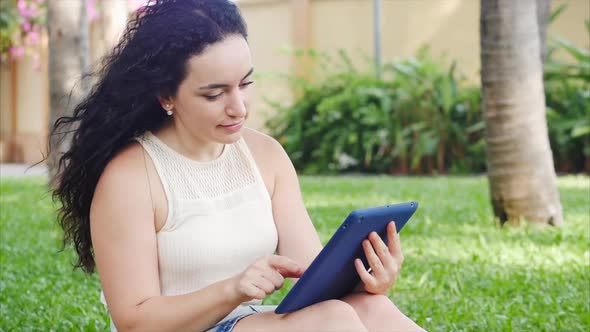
top-left (165, 35), bottom-right (254, 144)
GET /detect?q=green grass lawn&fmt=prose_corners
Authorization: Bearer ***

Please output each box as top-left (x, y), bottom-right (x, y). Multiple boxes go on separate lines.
top-left (1, 176), bottom-right (588, 331)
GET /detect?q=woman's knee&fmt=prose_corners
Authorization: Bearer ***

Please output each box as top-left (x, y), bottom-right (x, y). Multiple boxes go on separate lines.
top-left (344, 293), bottom-right (400, 320)
top-left (365, 294), bottom-right (400, 317)
top-left (301, 300), bottom-right (367, 331)
top-left (315, 299), bottom-right (360, 316)
top-left (342, 293), bottom-right (425, 332)
top-left (368, 294), bottom-right (397, 309)
top-left (345, 293), bottom-right (403, 322)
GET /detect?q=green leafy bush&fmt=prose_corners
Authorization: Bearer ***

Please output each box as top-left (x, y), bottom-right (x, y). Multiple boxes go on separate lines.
top-left (268, 35), bottom-right (588, 175)
top-left (544, 19), bottom-right (590, 173)
top-left (267, 48), bottom-right (485, 175)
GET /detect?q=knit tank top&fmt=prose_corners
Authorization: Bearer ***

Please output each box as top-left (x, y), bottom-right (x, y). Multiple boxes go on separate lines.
top-left (100, 131), bottom-right (278, 327)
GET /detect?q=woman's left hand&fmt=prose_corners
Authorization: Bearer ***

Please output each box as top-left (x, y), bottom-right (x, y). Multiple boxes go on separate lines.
top-left (354, 221), bottom-right (404, 295)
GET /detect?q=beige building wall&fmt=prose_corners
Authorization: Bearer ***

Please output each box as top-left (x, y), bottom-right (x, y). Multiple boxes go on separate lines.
top-left (0, 0), bottom-right (588, 163)
top-left (244, 0), bottom-right (588, 131)
top-left (0, 44), bottom-right (49, 163)
top-left (0, 63), bottom-right (13, 162)
top-left (550, 0), bottom-right (590, 60)
top-left (311, 0), bottom-right (588, 81)
top-left (0, 64), bottom-right (12, 135)
top-left (239, 0), bottom-right (294, 130)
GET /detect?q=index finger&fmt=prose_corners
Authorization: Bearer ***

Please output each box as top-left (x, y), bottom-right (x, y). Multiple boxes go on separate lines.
top-left (268, 255), bottom-right (303, 277)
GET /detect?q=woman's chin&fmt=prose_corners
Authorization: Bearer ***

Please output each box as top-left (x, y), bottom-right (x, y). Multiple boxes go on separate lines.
top-left (216, 128), bottom-right (244, 144)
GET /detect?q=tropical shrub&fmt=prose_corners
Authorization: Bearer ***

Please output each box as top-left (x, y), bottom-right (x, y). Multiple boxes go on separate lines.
top-left (267, 48), bottom-right (485, 175)
top-left (544, 19), bottom-right (590, 173)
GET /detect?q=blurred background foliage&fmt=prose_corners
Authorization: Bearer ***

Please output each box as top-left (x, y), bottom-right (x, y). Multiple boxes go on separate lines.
top-left (267, 47), bottom-right (485, 175)
top-left (544, 19), bottom-right (590, 173)
top-left (267, 19), bottom-right (589, 175)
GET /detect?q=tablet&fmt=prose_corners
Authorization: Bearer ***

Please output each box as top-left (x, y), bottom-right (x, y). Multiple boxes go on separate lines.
top-left (275, 201), bottom-right (418, 314)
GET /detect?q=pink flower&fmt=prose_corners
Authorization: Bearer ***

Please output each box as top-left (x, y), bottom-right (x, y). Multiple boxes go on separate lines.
top-left (87, 0), bottom-right (100, 22)
top-left (10, 47), bottom-right (25, 59)
top-left (28, 3), bottom-right (39, 17)
top-left (22, 20), bottom-right (32, 32)
top-left (17, 0), bottom-right (27, 12)
top-left (27, 31), bottom-right (40, 45)
top-left (17, 0), bottom-right (36, 18)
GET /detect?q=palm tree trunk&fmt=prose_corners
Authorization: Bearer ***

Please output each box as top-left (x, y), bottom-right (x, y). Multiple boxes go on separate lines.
top-left (47, 0), bottom-right (90, 183)
top-left (437, 141), bottom-right (445, 173)
top-left (480, 0), bottom-right (563, 226)
top-left (536, 0), bottom-right (552, 64)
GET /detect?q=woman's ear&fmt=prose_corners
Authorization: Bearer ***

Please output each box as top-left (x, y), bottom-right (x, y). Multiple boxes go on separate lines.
top-left (157, 97), bottom-right (174, 112)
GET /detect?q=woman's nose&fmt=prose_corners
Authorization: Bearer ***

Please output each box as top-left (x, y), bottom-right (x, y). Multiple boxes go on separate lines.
top-left (226, 90), bottom-right (247, 117)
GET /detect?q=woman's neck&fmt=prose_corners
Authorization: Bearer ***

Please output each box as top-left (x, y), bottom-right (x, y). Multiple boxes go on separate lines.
top-left (154, 122), bottom-right (225, 162)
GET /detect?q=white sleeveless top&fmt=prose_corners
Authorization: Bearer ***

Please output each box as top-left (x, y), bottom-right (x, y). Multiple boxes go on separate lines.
top-left (101, 130), bottom-right (278, 329)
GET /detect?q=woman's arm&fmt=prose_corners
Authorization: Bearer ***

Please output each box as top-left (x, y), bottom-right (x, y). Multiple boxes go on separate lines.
top-left (249, 133), bottom-right (403, 296)
top-left (90, 145), bottom-right (242, 332)
top-left (257, 136), bottom-right (324, 272)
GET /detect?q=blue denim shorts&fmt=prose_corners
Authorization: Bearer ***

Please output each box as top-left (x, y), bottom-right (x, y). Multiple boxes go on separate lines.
top-left (206, 305), bottom-right (278, 332)
top-left (105, 304), bottom-right (277, 332)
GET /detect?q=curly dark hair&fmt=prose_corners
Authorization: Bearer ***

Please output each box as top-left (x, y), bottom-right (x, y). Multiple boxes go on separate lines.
top-left (49, 0), bottom-right (248, 274)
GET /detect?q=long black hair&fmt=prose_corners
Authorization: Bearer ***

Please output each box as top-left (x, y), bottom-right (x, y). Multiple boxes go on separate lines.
top-left (50, 0), bottom-right (248, 274)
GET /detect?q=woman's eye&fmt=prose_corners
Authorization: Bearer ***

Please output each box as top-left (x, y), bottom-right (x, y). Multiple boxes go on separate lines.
top-left (204, 82), bottom-right (253, 101)
top-left (204, 92), bottom-right (223, 101)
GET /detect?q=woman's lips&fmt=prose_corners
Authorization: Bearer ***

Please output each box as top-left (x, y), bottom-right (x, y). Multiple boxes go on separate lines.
top-left (219, 121), bottom-right (243, 132)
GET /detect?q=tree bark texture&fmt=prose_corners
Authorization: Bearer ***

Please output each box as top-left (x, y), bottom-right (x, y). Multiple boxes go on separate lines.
top-left (47, 0), bottom-right (90, 181)
top-left (536, 0), bottom-right (552, 64)
top-left (480, 0), bottom-right (563, 226)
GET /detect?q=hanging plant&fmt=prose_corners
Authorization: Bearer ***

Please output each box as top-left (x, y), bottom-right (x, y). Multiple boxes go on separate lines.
top-left (0, 0), bottom-right (46, 68)
top-left (0, 0), bottom-right (145, 69)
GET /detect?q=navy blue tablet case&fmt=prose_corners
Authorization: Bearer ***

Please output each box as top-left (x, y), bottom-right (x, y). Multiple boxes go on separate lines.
top-left (275, 201), bottom-right (418, 314)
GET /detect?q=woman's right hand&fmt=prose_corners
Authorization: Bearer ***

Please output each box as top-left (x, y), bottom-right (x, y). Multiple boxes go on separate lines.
top-left (227, 255), bottom-right (304, 303)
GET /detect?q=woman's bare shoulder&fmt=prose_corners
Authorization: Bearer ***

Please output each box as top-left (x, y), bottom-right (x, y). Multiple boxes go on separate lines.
top-left (93, 141), bottom-right (151, 202)
top-left (242, 127), bottom-right (288, 165)
top-left (242, 127), bottom-right (291, 195)
top-left (242, 127), bottom-right (282, 152)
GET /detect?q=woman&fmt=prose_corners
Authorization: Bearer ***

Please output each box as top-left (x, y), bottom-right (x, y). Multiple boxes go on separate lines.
top-left (50, 0), bottom-right (425, 331)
